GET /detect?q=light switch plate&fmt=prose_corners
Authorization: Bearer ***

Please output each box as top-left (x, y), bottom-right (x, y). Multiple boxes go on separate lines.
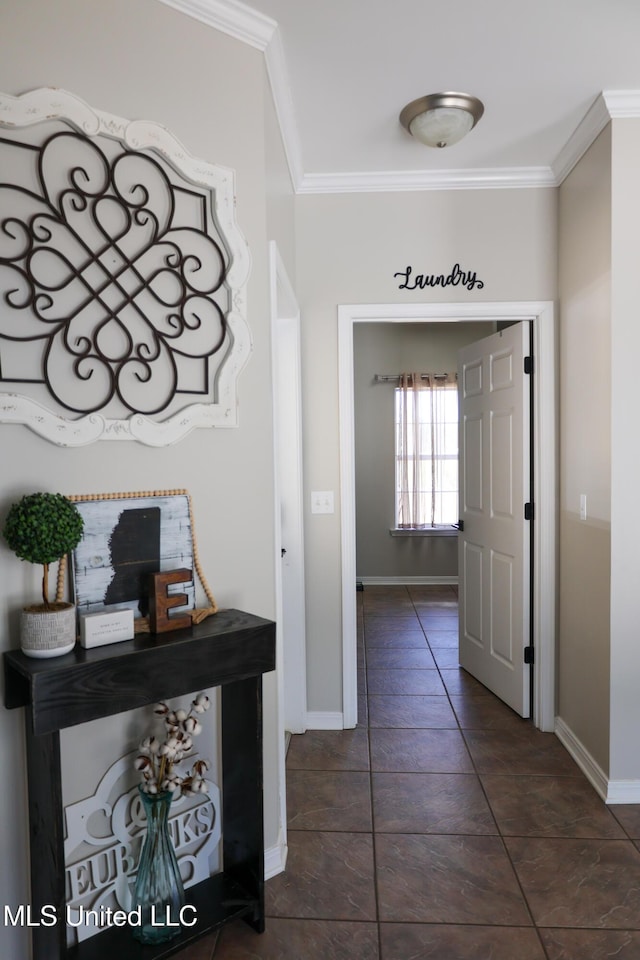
top-left (311, 491), bottom-right (334, 514)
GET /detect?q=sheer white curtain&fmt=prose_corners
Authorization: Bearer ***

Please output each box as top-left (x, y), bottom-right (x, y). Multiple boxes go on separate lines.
top-left (396, 372), bottom-right (458, 528)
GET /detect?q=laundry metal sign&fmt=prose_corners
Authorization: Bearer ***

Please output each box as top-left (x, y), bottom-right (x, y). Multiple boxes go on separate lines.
top-left (394, 264), bottom-right (484, 291)
top-left (63, 753), bottom-right (220, 943)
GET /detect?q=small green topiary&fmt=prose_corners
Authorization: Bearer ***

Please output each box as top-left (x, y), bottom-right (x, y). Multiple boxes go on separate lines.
top-left (2, 493), bottom-right (84, 609)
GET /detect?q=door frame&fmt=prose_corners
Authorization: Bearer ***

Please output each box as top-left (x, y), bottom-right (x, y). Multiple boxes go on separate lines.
top-left (270, 241), bottom-right (307, 735)
top-left (338, 301), bottom-right (556, 732)
top-left (269, 241), bottom-right (307, 875)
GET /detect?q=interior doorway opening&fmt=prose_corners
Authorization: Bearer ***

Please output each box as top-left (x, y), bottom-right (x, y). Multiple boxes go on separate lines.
top-left (353, 320), bottom-right (489, 587)
top-left (338, 301), bottom-right (556, 732)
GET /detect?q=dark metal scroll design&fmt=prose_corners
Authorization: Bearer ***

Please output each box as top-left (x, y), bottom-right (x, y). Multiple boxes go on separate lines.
top-left (0, 132), bottom-right (228, 415)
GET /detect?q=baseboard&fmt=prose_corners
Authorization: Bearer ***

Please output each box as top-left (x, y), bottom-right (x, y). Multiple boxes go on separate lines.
top-left (554, 716), bottom-right (640, 803)
top-left (555, 716), bottom-right (609, 800)
top-left (304, 710), bottom-right (344, 730)
top-left (605, 779), bottom-right (640, 804)
top-left (358, 576), bottom-right (458, 586)
top-left (264, 837), bottom-right (287, 880)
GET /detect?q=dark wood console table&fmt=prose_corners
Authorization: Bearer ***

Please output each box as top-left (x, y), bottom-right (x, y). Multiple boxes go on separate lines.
top-left (3, 608), bottom-right (276, 960)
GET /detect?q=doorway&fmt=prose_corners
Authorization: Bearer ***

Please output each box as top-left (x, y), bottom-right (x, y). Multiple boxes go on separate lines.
top-left (270, 242), bottom-right (307, 735)
top-left (338, 301), bottom-right (556, 732)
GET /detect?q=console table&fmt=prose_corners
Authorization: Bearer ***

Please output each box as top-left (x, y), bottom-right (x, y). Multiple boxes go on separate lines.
top-left (3, 608), bottom-right (276, 960)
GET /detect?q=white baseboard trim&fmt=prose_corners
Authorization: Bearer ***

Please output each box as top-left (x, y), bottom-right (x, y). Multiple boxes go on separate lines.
top-left (304, 711), bottom-right (344, 730)
top-left (358, 576), bottom-right (458, 586)
top-left (606, 780), bottom-right (640, 804)
top-left (264, 837), bottom-right (287, 880)
top-left (555, 716), bottom-right (640, 803)
top-left (555, 716), bottom-right (609, 800)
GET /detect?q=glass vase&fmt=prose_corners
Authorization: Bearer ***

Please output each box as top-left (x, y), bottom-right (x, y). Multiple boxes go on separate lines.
top-left (132, 786), bottom-right (186, 944)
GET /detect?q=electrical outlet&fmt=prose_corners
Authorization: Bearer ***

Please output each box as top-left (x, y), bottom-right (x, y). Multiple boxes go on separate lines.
top-left (311, 491), bottom-right (334, 514)
top-left (579, 494), bottom-right (587, 521)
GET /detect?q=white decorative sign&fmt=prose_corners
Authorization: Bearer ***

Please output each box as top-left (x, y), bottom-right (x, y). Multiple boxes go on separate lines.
top-left (71, 493), bottom-right (195, 623)
top-left (0, 87), bottom-right (252, 446)
top-left (64, 752), bottom-right (220, 944)
top-left (80, 610), bottom-right (134, 648)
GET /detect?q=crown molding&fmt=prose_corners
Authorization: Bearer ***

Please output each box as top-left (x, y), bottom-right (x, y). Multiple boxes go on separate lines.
top-left (602, 89), bottom-right (640, 117)
top-left (552, 93), bottom-right (611, 184)
top-left (552, 90), bottom-right (640, 184)
top-left (297, 166), bottom-right (557, 194)
top-left (264, 26), bottom-right (305, 189)
top-left (156, 0), bottom-right (276, 50)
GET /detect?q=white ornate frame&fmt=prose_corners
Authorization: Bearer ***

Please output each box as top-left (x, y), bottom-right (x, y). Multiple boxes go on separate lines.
top-left (0, 87), bottom-right (252, 446)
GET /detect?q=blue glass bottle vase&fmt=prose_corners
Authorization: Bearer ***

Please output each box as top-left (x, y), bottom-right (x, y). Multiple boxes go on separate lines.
top-left (132, 786), bottom-right (186, 944)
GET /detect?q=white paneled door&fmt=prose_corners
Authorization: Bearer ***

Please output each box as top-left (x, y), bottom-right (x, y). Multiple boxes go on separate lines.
top-left (457, 323), bottom-right (531, 717)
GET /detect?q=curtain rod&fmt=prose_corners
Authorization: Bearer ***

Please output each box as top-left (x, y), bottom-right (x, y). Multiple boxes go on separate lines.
top-left (374, 373), bottom-right (455, 382)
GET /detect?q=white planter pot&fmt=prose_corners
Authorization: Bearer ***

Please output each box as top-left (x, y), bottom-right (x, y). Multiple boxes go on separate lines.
top-left (20, 602), bottom-right (76, 658)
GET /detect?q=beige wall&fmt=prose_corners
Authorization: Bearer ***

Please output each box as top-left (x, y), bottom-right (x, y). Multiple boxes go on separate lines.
top-left (609, 120), bottom-right (640, 780)
top-left (557, 127), bottom-right (612, 773)
top-left (296, 189), bottom-right (557, 712)
top-left (0, 4), bottom-right (291, 956)
top-left (558, 118), bottom-right (640, 788)
top-left (354, 321), bottom-right (491, 580)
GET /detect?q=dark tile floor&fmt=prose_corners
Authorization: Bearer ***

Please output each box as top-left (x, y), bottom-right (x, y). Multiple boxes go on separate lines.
top-left (176, 585), bottom-right (640, 959)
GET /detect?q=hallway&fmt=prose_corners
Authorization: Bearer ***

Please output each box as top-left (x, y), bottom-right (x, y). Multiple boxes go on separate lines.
top-left (180, 585), bottom-right (640, 959)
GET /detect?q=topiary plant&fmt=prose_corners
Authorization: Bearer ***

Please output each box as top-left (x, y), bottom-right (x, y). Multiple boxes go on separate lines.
top-left (2, 493), bottom-right (84, 610)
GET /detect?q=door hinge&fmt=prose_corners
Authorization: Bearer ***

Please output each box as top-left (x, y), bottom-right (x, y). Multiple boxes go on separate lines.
top-left (524, 356), bottom-right (533, 375)
top-left (524, 502), bottom-right (534, 521)
top-left (524, 645), bottom-right (535, 664)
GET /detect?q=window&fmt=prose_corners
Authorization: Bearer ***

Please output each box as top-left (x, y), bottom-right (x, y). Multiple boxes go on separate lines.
top-left (395, 373), bottom-right (458, 528)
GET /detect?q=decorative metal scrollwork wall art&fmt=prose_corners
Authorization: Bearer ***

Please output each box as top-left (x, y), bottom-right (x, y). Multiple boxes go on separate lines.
top-left (0, 88), bottom-right (251, 446)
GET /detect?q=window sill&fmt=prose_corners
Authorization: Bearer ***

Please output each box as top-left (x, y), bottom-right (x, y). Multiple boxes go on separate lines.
top-left (389, 527), bottom-right (459, 538)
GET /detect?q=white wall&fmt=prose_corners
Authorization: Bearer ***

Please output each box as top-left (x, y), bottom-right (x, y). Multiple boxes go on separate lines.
top-left (295, 188), bottom-right (557, 713)
top-left (0, 4), bottom-right (285, 956)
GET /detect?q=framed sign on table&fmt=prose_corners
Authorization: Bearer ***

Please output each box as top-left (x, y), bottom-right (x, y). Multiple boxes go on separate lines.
top-left (59, 489), bottom-right (217, 631)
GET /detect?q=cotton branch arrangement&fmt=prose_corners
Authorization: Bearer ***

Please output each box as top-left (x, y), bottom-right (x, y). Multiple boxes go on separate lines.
top-left (135, 693), bottom-right (212, 796)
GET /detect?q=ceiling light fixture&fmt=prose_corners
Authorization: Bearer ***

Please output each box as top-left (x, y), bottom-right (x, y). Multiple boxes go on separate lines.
top-left (399, 92), bottom-right (484, 148)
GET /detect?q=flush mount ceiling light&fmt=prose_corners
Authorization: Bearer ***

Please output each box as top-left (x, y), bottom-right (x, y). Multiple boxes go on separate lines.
top-left (399, 92), bottom-right (484, 148)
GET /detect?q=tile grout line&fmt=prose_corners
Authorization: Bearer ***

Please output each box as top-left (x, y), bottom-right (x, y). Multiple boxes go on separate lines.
top-left (360, 585), bottom-right (400, 955)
